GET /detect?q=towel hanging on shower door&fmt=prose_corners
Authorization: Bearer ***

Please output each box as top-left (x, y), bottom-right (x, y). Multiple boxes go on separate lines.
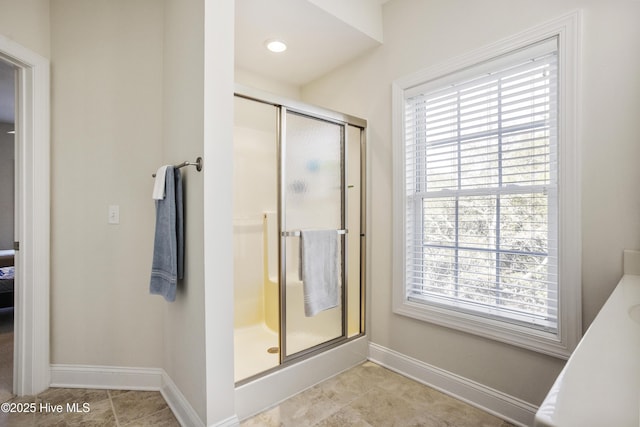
top-left (299, 229), bottom-right (341, 317)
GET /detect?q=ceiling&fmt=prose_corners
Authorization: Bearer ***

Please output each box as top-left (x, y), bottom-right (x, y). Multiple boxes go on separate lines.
top-left (0, 59), bottom-right (14, 124)
top-left (235, 0), bottom-right (385, 87)
top-left (0, 1), bottom-right (389, 123)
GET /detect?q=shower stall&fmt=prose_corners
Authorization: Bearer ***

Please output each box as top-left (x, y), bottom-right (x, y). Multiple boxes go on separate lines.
top-left (233, 88), bottom-right (366, 385)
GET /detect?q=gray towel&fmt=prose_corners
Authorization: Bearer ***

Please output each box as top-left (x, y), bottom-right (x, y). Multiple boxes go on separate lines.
top-left (150, 166), bottom-right (184, 302)
top-left (299, 230), bottom-right (341, 317)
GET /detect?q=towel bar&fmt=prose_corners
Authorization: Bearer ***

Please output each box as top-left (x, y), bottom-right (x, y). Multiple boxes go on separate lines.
top-left (281, 229), bottom-right (348, 237)
top-left (152, 157), bottom-right (203, 177)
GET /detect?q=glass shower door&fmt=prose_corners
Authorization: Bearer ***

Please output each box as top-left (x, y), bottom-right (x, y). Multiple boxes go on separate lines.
top-left (281, 109), bottom-right (346, 359)
top-left (233, 96), bottom-right (280, 382)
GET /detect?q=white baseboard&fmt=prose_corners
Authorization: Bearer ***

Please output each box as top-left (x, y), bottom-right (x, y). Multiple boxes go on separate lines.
top-left (49, 364), bottom-right (212, 427)
top-left (368, 343), bottom-right (537, 427)
top-left (209, 415), bottom-right (241, 427)
top-left (50, 364), bottom-right (164, 390)
top-left (160, 371), bottom-right (209, 427)
top-left (49, 343), bottom-right (535, 427)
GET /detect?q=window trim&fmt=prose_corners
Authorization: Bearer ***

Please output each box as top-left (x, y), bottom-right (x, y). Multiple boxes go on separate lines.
top-left (392, 11), bottom-right (582, 359)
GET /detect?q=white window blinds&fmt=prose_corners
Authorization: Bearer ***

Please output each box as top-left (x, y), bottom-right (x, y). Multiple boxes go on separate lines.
top-left (403, 38), bottom-right (558, 332)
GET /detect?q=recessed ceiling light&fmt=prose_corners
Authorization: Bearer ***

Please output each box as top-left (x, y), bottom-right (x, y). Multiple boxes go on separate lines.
top-left (265, 39), bottom-right (287, 53)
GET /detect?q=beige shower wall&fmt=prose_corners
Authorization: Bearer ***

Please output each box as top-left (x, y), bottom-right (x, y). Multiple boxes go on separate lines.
top-left (302, 0), bottom-right (640, 407)
top-left (233, 97), bottom-right (278, 329)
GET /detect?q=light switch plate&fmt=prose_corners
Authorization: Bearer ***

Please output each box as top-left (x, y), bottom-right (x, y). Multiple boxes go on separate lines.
top-left (108, 205), bottom-right (120, 224)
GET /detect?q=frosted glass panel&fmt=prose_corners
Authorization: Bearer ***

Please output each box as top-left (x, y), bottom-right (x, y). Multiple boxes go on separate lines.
top-left (283, 111), bottom-right (344, 357)
top-left (284, 113), bottom-right (342, 230)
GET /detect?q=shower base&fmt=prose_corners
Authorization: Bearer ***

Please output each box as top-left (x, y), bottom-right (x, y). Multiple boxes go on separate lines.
top-left (235, 335), bottom-right (368, 420)
top-left (234, 322), bottom-right (344, 382)
top-left (234, 323), bottom-right (279, 382)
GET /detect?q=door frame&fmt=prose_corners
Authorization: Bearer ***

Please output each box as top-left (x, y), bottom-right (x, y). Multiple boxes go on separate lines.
top-left (0, 34), bottom-right (50, 396)
top-left (278, 107), bottom-right (348, 361)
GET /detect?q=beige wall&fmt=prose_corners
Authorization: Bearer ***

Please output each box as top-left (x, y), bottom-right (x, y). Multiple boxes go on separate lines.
top-left (49, 0), bottom-right (165, 367)
top-left (161, 0), bottom-right (207, 420)
top-left (0, 0), bottom-right (236, 422)
top-left (0, 0), bottom-right (50, 58)
top-left (308, 0), bottom-right (384, 42)
top-left (1, 1), bottom-right (236, 423)
top-left (7, 0), bottom-right (637, 418)
top-left (302, 0), bottom-right (640, 406)
top-left (235, 68), bottom-right (302, 100)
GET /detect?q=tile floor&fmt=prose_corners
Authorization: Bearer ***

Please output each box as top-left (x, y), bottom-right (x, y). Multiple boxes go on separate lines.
top-left (241, 362), bottom-right (515, 427)
top-left (0, 388), bottom-right (179, 426)
top-left (0, 361), bottom-right (515, 426)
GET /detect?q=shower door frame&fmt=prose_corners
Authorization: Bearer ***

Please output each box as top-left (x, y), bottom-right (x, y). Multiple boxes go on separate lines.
top-left (279, 106), bottom-right (347, 362)
top-left (234, 86), bottom-right (367, 373)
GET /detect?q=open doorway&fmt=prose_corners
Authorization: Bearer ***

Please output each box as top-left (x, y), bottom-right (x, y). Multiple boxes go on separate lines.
top-left (0, 34), bottom-right (50, 397)
top-left (0, 57), bottom-right (15, 402)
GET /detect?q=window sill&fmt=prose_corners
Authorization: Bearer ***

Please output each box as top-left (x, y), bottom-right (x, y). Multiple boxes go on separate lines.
top-left (393, 297), bottom-right (572, 359)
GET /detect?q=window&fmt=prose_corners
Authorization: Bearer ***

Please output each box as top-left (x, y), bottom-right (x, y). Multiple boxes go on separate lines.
top-left (408, 39), bottom-right (558, 329)
top-left (392, 14), bottom-right (581, 357)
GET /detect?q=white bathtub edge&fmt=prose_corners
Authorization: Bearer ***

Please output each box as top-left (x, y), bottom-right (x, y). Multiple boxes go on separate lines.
top-left (535, 273), bottom-right (640, 426)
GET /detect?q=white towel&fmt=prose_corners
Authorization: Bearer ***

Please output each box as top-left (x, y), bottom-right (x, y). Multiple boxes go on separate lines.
top-left (152, 165), bottom-right (169, 200)
top-left (299, 230), bottom-right (341, 317)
